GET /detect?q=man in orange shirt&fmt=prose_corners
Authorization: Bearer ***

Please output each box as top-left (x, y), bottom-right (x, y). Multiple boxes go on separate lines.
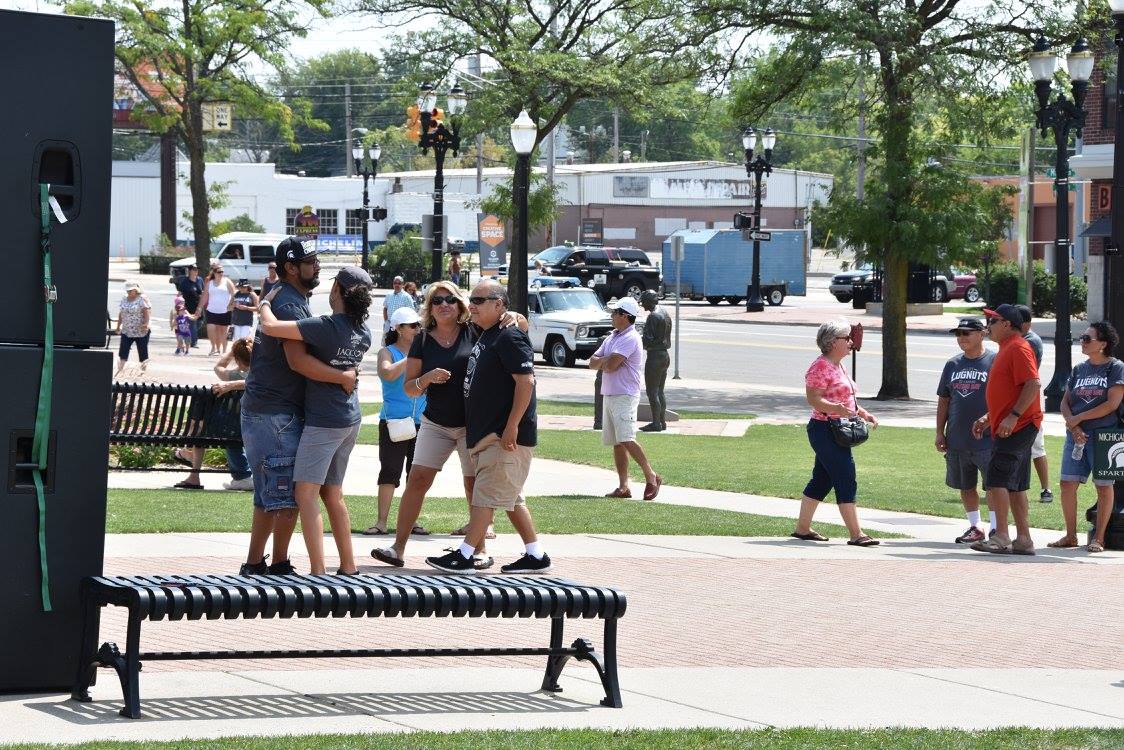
top-left (970, 304), bottom-right (1042, 555)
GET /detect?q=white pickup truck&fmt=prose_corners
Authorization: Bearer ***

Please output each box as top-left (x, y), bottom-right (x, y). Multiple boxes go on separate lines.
top-left (527, 281), bottom-right (616, 367)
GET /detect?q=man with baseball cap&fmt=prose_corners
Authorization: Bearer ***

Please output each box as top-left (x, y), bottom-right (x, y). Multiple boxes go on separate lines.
top-left (1014, 304), bottom-right (1053, 503)
top-left (969, 303), bottom-right (1042, 555)
top-left (238, 237), bottom-right (358, 575)
top-left (590, 296), bottom-right (661, 501)
top-left (936, 317), bottom-right (996, 543)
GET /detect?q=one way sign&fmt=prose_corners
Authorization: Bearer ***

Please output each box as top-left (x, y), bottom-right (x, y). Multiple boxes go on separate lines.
top-left (743, 230), bottom-right (771, 242)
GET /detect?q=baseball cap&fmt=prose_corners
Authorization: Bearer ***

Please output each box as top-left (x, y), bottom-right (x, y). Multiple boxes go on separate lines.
top-left (949, 317), bottom-right (985, 333)
top-left (983, 304), bottom-right (1022, 325)
top-left (609, 297), bottom-right (641, 316)
top-left (275, 236), bottom-right (316, 269)
top-left (1014, 304), bottom-right (1033, 325)
top-left (335, 265), bottom-right (373, 291)
top-left (390, 306), bottom-right (420, 327)
top-left (237, 278), bottom-right (250, 287)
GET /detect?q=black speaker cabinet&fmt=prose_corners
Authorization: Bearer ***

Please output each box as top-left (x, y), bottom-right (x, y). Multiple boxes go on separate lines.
top-left (0, 345), bottom-right (111, 692)
top-left (2, 9), bottom-right (113, 348)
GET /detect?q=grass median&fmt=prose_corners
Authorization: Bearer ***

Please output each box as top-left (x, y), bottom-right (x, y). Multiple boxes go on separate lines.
top-left (532, 425), bottom-right (1092, 532)
top-left (360, 401), bottom-right (755, 421)
top-left (8, 728), bottom-right (1124, 749)
top-left (105, 489), bottom-right (885, 538)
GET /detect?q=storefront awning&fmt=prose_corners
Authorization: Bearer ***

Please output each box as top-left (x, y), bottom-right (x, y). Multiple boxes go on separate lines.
top-left (1081, 216), bottom-right (1111, 237)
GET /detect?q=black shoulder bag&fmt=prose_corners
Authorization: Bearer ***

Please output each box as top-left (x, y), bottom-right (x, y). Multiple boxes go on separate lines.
top-left (828, 377), bottom-right (869, 448)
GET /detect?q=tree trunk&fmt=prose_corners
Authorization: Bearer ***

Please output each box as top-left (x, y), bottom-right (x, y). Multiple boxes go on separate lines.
top-left (186, 102), bottom-right (211, 270)
top-left (878, 255), bottom-right (910, 399)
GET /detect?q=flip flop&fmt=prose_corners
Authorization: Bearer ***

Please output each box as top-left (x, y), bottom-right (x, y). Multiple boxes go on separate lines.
top-left (1046, 538), bottom-right (1079, 549)
top-left (371, 547), bottom-right (404, 568)
top-left (172, 448), bottom-right (193, 467)
top-left (411, 524), bottom-right (431, 536)
top-left (450, 525), bottom-right (468, 536)
top-left (1087, 541), bottom-right (1105, 553)
top-left (791, 531), bottom-right (829, 542)
top-left (847, 535), bottom-right (880, 547)
top-left (173, 480), bottom-right (203, 490)
top-left (361, 525), bottom-right (389, 536)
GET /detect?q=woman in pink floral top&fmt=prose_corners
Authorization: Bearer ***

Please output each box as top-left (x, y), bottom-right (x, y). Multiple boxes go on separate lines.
top-left (792, 318), bottom-right (880, 547)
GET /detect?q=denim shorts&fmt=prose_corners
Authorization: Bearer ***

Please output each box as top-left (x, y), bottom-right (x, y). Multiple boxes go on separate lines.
top-left (241, 409), bottom-right (303, 511)
top-left (1060, 432), bottom-right (1115, 487)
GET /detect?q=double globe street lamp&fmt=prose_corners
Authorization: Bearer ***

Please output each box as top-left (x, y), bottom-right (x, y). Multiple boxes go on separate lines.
top-left (351, 140), bottom-right (383, 271)
top-left (741, 127), bottom-right (777, 312)
top-left (1028, 36), bottom-right (1094, 411)
top-left (508, 110), bottom-right (537, 316)
top-left (415, 82), bottom-right (467, 282)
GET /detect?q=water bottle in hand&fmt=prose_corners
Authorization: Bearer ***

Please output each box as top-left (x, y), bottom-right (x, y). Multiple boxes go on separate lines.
top-left (1071, 440), bottom-right (1085, 460)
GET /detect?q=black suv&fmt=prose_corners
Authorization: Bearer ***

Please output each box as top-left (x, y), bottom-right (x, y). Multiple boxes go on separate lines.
top-left (531, 245), bottom-right (661, 301)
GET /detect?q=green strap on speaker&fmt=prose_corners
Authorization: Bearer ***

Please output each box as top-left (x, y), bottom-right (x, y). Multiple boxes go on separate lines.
top-left (33, 183), bottom-right (58, 612)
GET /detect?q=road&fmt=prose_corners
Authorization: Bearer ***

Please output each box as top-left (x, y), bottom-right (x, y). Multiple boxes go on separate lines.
top-left (116, 273), bottom-right (1078, 403)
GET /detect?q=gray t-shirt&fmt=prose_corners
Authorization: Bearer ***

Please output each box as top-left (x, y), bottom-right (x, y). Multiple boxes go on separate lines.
top-left (937, 350), bottom-right (996, 451)
top-left (1066, 358), bottom-right (1124, 430)
top-left (296, 314), bottom-right (372, 428)
top-left (1023, 330), bottom-right (1043, 368)
top-left (242, 283), bottom-right (310, 415)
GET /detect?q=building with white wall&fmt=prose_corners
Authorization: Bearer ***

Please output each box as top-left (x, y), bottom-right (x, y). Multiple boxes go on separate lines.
top-left (108, 159), bottom-right (832, 255)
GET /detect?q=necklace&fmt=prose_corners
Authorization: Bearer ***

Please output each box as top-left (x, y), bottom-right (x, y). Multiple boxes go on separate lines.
top-left (431, 326), bottom-right (459, 347)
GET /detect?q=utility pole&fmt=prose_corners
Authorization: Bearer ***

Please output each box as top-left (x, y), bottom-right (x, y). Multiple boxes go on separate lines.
top-left (344, 82), bottom-right (353, 177)
top-left (640, 129), bottom-right (648, 161)
top-left (546, 7), bottom-right (558, 244)
top-left (612, 107), bottom-right (620, 162)
top-left (856, 54), bottom-right (866, 202)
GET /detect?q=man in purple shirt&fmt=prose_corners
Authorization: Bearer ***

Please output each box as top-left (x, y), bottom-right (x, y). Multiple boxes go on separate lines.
top-left (590, 297), bottom-right (662, 501)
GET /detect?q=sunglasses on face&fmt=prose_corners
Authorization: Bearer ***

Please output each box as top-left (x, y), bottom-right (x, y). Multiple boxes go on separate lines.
top-left (1079, 334), bottom-right (1098, 344)
top-left (401, 322), bottom-right (421, 329)
top-left (430, 295), bottom-right (460, 306)
top-left (469, 295), bottom-right (501, 305)
top-left (834, 335), bottom-right (852, 342)
top-left (212, 269), bottom-right (223, 273)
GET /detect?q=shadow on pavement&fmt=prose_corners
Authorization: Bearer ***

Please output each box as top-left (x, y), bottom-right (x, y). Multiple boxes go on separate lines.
top-left (741, 537), bottom-right (1098, 564)
top-left (28, 689), bottom-right (590, 724)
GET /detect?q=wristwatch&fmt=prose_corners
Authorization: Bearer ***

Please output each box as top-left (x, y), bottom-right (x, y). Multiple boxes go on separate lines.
top-left (1010, 408), bottom-right (1022, 418)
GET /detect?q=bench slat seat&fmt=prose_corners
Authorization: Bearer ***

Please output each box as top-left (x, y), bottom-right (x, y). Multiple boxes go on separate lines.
top-left (71, 573), bottom-right (626, 718)
top-left (109, 383), bottom-right (243, 458)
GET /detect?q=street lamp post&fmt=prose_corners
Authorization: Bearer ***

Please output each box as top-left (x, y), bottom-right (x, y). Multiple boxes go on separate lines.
top-left (351, 141), bottom-right (382, 271)
top-left (742, 127), bottom-right (776, 313)
top-left (1029, 37), bottom-right (1093, 412)
top-left (1109, 1), bottom-right (1124, 358)
top-left (416, 82), bottom-right (467, 282)
top-left (509, 109), bottom-right (537, 316)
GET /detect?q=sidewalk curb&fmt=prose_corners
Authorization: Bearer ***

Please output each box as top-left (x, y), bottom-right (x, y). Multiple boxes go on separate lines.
top-left (675, 312), bottom-right (1073, 341)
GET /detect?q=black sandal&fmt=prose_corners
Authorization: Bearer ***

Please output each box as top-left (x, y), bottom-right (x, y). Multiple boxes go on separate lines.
top-left (847, 535), bottom-right (880, 547)
top-left (371, 547), bottom-right (405, 568)
top-left (791, 531), bottom-right (829, 542)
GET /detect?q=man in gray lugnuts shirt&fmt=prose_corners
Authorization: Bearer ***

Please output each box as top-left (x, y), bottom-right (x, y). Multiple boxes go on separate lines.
top-left (937, 317), bottom-right (996, 545)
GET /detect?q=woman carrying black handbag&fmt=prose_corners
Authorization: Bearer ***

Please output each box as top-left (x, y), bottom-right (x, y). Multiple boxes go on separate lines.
top-left (792, 318), bottom-right (880, 547)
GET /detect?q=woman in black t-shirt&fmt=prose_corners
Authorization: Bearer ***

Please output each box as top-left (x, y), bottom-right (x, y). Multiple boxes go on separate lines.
top-left (373, 280), bottom-right (526, 570)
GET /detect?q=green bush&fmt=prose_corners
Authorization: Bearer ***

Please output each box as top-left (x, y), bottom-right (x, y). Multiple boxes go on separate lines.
top-left (978, 260), bottom-right (1085, 316)
top-left (369, 230), bottom-right (431, 285)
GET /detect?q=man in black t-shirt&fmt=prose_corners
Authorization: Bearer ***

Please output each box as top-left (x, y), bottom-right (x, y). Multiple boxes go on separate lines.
top-left (426, 280), bottom-right (551, 574)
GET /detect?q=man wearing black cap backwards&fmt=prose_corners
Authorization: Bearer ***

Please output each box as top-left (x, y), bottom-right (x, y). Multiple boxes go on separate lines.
top-left (969, 303), bottom-right (1042, 555)
top-left (238, 237), bottom-right (358, 575)
top-left (936, 317), bottom-right (997, 544)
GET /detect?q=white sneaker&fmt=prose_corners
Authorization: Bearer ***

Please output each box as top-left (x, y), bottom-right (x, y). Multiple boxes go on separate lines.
top-left (223, 477), bottom-right (254, 491)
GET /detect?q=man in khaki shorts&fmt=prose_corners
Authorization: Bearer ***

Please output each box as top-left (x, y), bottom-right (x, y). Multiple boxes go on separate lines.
top-left (426, 280), bottom-right (551, 574)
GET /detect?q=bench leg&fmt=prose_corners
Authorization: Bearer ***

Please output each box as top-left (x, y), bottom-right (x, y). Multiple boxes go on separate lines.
top-left (540, 617), bottom-right (569, 693)
top-left (597, 618), bottom-right (622, 708)
top-left (101, 613), bottom-right (144, 719)
top-left (70, 592), bottom-right (101, 702)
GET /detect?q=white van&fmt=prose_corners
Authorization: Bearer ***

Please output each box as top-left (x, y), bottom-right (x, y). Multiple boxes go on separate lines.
top-left (169, 233), bottom-right (288, 287)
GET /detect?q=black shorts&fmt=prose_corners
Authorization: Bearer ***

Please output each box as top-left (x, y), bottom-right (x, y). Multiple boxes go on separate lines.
top-left (206, 311), bottom-right (232, 326)
top-left (986, 423), bottom-right (1036, 492)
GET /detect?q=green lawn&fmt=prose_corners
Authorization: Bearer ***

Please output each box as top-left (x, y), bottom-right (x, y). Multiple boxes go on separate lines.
top-left (360, 401), bottom-right (755, 421)
top-left (106, 489), bottom-right (884, 538)
top-left (533, 425), bottom-right (1094, 531)
top-left (9, 728), bottom-right (1124, 750)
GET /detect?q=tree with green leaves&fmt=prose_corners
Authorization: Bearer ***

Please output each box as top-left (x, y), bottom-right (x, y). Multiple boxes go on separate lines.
top-left (65, 0), bottom-right (329, 270)
top-left (713, 0), bottom-right (1080, 398)
top-left (476, 169), bottom-right (566, 234)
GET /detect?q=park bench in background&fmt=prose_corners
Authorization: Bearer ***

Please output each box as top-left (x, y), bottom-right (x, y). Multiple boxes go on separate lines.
top-left (109, 382), bottom-right (242, 471)
top-left (71, 573), bottom-right (626, 718)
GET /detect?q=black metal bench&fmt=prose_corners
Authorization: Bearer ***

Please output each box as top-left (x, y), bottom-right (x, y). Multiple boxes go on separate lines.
top-left (110, 383), bottom-right (243, 471)
top-left (70, 573), bottom-right (626, 718)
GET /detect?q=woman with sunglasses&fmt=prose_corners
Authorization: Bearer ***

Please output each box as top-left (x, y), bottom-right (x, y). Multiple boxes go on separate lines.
top-left (792, 318), bottom-right (880, 547)
top-left (362, 305), bottom-right (428, 537)
top-left (373, 280), bottom-right (526, 570)
top-left (193, 263), bottom-right (237, 355)
top-left (1052, 321), bottom-right (1124, 552)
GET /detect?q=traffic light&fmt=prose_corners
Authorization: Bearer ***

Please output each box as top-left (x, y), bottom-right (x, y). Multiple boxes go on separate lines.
top-left (371, 206), bottom-right (387, 222)
top-left (405, 104), bottom-right (421, 141)
top-left (733, 212), bottom-right (754, 230)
